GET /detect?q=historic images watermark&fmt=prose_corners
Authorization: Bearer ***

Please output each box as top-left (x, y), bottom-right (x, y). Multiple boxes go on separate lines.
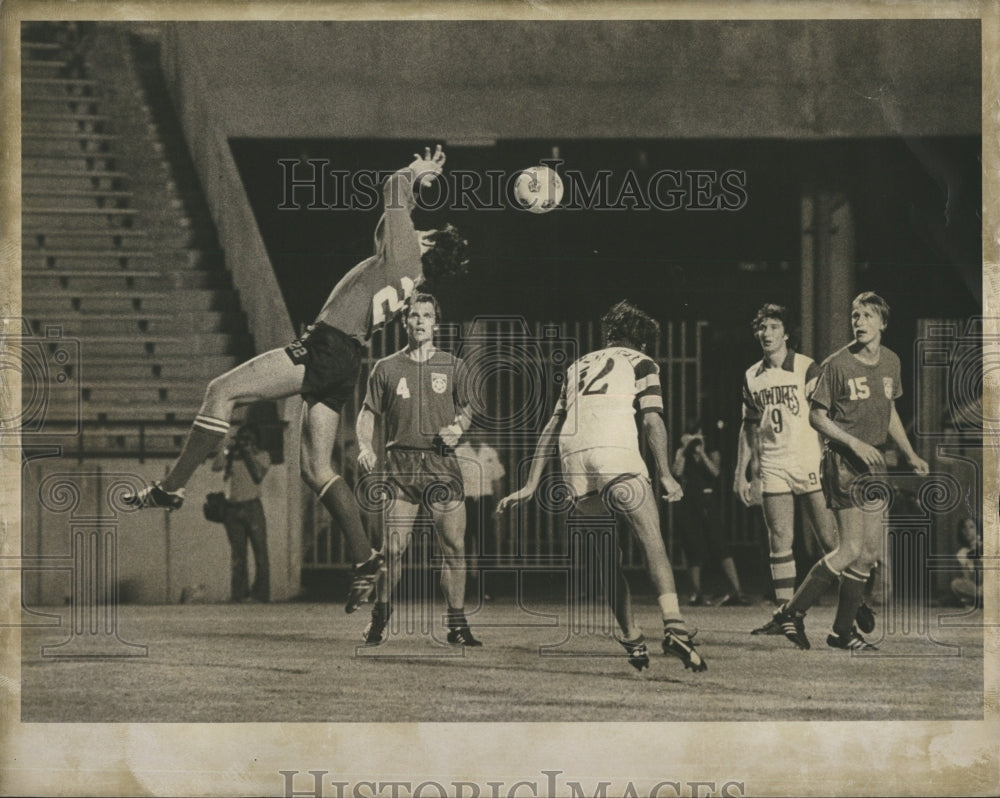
top-left (275, 160), bottom-right (749, 213)
top-left (279, 769), bottom-right (747, 798)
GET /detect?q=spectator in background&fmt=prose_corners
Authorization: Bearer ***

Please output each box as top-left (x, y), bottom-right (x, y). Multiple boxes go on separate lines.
top-left (212, 424), bottom-right (271, 603)
top-left (455, 433), bottom-right (506, 601)
top-left (950, 516), bottom-right (982, 607)
top-left (673, 418), bottom-right (751, 606)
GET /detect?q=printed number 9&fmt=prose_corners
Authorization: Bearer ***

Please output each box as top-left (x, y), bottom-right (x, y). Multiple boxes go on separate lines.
top-left (771, 408), bottom-right (783, 434)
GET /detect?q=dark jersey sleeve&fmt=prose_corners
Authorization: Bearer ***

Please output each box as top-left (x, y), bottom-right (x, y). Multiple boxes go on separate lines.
top-left (809, 357), bottom-right (838, 412)
top-left (363, 359), bottom-right (390, 415)
top-left (453, 356), bottom-right (470, 409)
top-left (633, 357), bottom-right (664, 415)
top-left (741, 372), bottom-right (761, 423)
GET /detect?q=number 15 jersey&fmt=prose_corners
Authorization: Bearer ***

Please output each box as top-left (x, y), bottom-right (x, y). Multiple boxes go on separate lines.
top-left (555, 346), bottom-right (663, 457)
top-left (741, 350), bottom-right (822, 470)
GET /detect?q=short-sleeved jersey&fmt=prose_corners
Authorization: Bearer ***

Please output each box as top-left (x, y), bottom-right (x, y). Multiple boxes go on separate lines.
top-left (742, 350), bottom-right (823, 467)
top-left (314, 170), bottom-right (423, 343)
top-left (810, 343), bottom-right (902, 449)
top-left (555, 346), bottom-right (662, 457)
top-left (363, 349), bottom-right (467, 450)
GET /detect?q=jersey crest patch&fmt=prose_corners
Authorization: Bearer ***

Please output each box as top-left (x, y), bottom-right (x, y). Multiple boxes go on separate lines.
top-left (883, 377), bottom-right (894, 399)
top-left (431, 372), bottom-right (448, 394)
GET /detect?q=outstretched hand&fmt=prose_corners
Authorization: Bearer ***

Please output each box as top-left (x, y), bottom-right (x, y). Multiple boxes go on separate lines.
top-left (496, 487), bottom-right (534, 516)
top-left (410, 144), bottom-right (446, 187)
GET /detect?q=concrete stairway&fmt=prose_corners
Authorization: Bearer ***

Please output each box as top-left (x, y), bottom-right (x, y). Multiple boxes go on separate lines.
top-left (21, 23), bottom-right (253, 456)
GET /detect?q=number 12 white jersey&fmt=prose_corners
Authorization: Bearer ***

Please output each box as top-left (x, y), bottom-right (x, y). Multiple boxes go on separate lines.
top-left (555, 346), bottom-right (663, 457)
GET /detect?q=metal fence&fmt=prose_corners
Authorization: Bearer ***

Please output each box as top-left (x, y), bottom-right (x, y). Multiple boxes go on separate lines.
top-left (302, 317), bottom-right (707, 571)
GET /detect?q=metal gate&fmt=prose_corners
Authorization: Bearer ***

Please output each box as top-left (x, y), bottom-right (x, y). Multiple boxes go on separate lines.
top-left (301, 317), bottom-right (706, 571)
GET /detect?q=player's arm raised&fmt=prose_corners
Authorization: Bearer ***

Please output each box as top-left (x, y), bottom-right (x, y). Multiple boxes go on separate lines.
top-left (887, 403), bottom-right (929, 476)
top-left (642, 412), bottom-right (683, 502)
top-left (496, 413), bottom-right (564, 514)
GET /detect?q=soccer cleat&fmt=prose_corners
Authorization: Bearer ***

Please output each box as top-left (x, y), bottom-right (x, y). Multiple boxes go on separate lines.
top-left (362, 603), bottom-right (391, 646)
top-left (446, 626), bottom-right (483, 647)
top-left (661, 628), bottom-right (707, 672)
top-left (617, 635), bottom-right (650, 672)
top-left (124, 481), bottom-right (185, 510)
top-left (344, 552), bottom-right (384, 614)
top-left (772, 606), bottom-right (810, 650)
top-left (719, 593), bottom-right (752, 607)
top-left (750, 617), bottom-right (785, 636)
top-left (827, 626), bottom-right (879, 651)
top-left (855, 601), bottom-right (876, 634)
top-left (687, 593), bottom-right (706, 606)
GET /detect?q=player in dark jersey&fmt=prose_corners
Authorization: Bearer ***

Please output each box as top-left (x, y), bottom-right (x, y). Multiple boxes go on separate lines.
top-left (498, 300), bottom-right (706, 674)
top-left (126, 146), bottom-right (469, 611)
top-left (356, 293), bottom-right (481, 646)
top-left (768, 292), bottom-right (929, 651)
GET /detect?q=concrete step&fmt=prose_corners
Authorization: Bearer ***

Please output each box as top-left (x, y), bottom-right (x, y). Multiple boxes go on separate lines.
top-left (23, 270), bottom-right (226, 292)
top-left (66, 427), bottom-right (192, 455)
top-left (22, 96), bottom-right (102, 115)
top-left (22, 207), bottom-right (140, 231)
top-left (22, 42), bottom-right (63, 54)
top-left (23, 289), bottom-right (239, 315)
top-left (71, 333), bottom-right (244, 358)
top-left (76, 355), bottom-right (241, 380)
top-left (38, 401), bottom-right (203, 424)
top-left (22, 153), bottom-right (121, 172)
top-left (22, 248), bottom-right (217, 270)
top-left (22, 60), bottom-right (68, 79)
top-left (22, 170), bottom-right (128, 192)
top-left (49, 380), bottom-right (208, 405)
top-left (22, 189), bottom-right (134, 210)
top-left (24, 312), bottom-right (231, 336)
top-left (21, 77), bottom-right (100, 98)
top-left (23, 228), bottom-right (149, 249)
top-left (22, 132), bottom-right (119, 156)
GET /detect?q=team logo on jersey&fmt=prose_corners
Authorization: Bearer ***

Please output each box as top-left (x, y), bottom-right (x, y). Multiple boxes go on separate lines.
top-left (751, 384), bottom-right (801, 416)
top-left (883, 377), bottom-right (894, 399)
top-left (431, 372), bottom-right (448, 394)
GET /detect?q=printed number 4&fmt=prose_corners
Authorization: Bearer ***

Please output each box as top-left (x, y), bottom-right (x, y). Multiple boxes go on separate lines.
top-left (396, 378), bottom-right (410, 399)
top-left (848, 377), bottom-right (870, 401)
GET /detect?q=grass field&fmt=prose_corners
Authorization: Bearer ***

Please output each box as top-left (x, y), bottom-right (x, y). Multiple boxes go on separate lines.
top-left (19, 596), bottom-right (984, 723)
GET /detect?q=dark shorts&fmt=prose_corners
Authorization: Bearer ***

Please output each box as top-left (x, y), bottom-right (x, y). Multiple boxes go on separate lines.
top-left (821, 446), bottom-right (888, 510)
top-left (384, 448), bottom-right (464, 509)
top-left (284, 322), bottom-right (363, 413)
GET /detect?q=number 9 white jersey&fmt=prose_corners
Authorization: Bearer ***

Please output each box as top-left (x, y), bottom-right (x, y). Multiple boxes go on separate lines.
top-left (741, 351), bottom-right (822, 469)
top-left (556, 346), bottom-right (663, 457)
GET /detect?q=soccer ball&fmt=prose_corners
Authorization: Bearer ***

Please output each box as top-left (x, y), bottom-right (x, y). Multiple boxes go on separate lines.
top-left (513, 165), bottom-right (564, 214)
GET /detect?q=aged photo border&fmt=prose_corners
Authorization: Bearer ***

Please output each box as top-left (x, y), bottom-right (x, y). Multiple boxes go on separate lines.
top-left (1, 1), bottom-right (997, 796)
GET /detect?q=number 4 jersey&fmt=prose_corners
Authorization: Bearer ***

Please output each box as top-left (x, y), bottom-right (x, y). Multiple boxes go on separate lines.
top-left (742, 350), bottom-right (823, 491)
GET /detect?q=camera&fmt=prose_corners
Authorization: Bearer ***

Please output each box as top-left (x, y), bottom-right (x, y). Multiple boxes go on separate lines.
top-left (0, 318), bottom-right (81, 436)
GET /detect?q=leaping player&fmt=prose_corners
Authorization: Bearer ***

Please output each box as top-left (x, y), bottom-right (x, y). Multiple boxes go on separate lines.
top-left (498, 300), bottom-right (707, 674)
top-left (127, 146), bottom-right (469, 612)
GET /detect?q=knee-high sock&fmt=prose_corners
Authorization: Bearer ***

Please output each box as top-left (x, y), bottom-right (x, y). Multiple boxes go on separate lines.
top-left (318, 476), bottom-right (372, 565)
top-left (785, 556), bottom-right (841, 615)
top-left (770, 549), bottom-right (797, 603)
top-left (833, 567), bottom-right (871, 638)
top-left (161, 414), bottom-right (229, 492)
